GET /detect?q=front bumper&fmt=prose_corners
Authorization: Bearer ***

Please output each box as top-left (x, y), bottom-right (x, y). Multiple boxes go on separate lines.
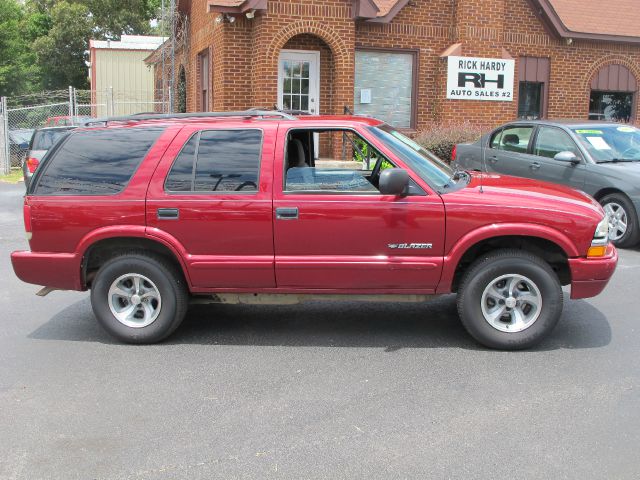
top-left (11, 250), bottom-right (83, 291)
top-left (568, 245), bottom-right (618, 299)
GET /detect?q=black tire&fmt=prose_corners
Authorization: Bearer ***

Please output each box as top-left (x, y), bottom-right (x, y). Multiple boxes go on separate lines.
top-left (600, 193), bottom-right (639, 248)
top-left (90, 252), bottom-right (188, 344)
top-left (456, 249), bottom-right (563, 350)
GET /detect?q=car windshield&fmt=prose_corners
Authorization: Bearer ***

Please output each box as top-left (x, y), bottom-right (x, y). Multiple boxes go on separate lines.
top-left (367, 124), bottom-right (455, 190)
top-left (571, 125), bottom-right (640, 162)
top-left (31, 128), bottom-right (74, 150)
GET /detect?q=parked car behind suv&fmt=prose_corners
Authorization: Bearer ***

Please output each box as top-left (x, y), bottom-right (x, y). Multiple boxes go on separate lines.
top-left (11, 111), bottom-right (617, 349)
top-left (23, 126), bottom-right (76, 188)
top-left (8, 128), bottom-right (34, 168)
top-left (454, 120), bottom-right (640, 248)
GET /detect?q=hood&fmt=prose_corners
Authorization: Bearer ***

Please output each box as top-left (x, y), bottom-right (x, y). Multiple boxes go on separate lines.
top-left (594, 161), bottom-right (640, 179)
top-left (441, 172), bottom-right (605, 255)
top-left (462, 171), bottom-right (601, 211)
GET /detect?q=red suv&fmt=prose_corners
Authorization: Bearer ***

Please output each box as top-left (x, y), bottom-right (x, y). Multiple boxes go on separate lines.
top-left (11, 110), bottom-right (617, 349)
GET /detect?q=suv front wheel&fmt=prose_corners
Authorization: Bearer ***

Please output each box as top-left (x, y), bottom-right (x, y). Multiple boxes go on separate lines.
top-left (457, 250), bottom-right (563, 350)
top-left (90, 252), bottom-right (188, 344)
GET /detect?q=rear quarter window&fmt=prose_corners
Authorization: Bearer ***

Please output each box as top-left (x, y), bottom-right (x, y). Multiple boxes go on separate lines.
top-left (33, 127), bottom-right (164, 196)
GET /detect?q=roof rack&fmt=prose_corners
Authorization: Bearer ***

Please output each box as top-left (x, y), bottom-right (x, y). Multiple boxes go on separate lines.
top-left (84, 109), bottom-right (297, 126)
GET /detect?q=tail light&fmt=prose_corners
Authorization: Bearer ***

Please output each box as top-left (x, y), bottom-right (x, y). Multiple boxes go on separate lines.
top-left (26, 157), bottom-right (40, 173)
top-left (451, 145), bottom-right (457, 161)
top-left (23, 203), bottom-right (32, 240)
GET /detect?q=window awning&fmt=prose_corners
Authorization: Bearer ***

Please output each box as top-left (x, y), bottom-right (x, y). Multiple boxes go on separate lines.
top-left (353, 0), bottom-right (410, 23)
top-left (206, 0), bottom-right (267, 14)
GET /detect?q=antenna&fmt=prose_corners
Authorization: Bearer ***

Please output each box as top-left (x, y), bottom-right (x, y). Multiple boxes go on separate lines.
top-left (479, 129), bottom-right (486, 194)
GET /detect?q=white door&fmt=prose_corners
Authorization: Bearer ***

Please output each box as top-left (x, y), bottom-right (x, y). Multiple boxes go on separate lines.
top-left (278, 50), bottom-right (320, 115)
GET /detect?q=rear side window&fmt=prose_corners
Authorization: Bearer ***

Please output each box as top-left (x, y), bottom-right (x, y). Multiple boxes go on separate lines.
top-left (165, 129), bottom-right (262, 193)
top-left (34, 127), bottom-right (164, 196)
top-left (491, 126), bottom-right (533, 154)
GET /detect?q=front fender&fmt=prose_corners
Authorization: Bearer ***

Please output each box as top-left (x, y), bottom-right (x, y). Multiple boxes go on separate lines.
top-left (437, 223), bottom-right (579, 294)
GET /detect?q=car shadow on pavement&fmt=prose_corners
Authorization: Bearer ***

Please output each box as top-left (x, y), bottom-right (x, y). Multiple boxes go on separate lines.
top-left (29, 294), bottom-right (611, 351)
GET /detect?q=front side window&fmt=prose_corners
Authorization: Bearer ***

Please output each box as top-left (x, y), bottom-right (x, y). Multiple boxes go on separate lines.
top-left (165, 129), bottom-right (262, 193)
top-left (283, 130), bottom-right (393, 194)
top-left (491, 126), bottom-right (533, 154)
top-left (34, 127), bottom-right (164, 195)
top-left (354, 50), bottom-right (415, 129)
top-left (589, 91), bottom-right (633, 122)
top-left (534, 127), bottom-right (581, 159)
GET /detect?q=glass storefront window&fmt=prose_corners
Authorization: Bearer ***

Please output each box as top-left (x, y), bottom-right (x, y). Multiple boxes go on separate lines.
top-left (354, 50), bottom-right (414, 129)
top-left (589, 91), bottom-right (633, 122)
top-left (518, 82), bottom-right (543, 119)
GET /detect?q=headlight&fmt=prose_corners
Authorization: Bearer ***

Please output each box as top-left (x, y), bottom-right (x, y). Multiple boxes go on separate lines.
top-left (594, 216), bottom-right (609, 242)
top-left (588, 216), bottom-right (610, 257)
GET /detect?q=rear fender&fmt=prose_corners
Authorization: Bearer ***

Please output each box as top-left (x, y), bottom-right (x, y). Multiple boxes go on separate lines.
top-left (75, 226), bottom-right (193, 288)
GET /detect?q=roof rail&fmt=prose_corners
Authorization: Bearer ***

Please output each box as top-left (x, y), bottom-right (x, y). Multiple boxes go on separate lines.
top-left (84, 109), bottom-right (297, 126)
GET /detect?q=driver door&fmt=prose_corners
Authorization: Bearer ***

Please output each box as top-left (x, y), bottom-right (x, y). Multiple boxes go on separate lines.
top-left (146, 125), bottom-right (277, 288)
top-left (273, 127), bottom-right (446, 292)
top-left (529, 126), bottom-right (586, 190)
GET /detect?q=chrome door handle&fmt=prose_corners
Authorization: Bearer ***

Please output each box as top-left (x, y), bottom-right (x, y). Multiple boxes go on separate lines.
top-left (530, 162), bottom-right (541, 170)
top-left (488, 156), bottom-right (498, 164)
top-left (276, 207), bottom-right (299, 220)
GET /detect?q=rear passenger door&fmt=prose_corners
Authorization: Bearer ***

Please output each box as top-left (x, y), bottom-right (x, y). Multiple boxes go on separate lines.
top-left (146, 124), bottom-right (276, 289)
top-left (485, 125), bottom-right (537, 178)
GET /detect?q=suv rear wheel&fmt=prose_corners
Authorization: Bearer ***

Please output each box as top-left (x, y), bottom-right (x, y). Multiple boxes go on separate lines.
top-left (90, 252), bottom-right (188, 344)
top-left (457, 250), bottom-right (563, 350)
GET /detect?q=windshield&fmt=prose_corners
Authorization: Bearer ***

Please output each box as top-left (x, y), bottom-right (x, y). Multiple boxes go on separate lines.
top-left (571, 125), bottom-right (640, 162)
top-left (368, 124), bottom-right (455, 190)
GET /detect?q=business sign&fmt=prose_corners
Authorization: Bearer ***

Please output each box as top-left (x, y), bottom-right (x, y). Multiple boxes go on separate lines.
top-left (447, 56), bottom-right (515, 101)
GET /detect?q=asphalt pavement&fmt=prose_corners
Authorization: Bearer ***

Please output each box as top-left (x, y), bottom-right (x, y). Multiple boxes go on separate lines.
top-left (0, 180), bottom-right (639, 479)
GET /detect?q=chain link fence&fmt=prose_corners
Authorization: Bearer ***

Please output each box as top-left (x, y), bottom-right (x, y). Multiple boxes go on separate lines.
top-left (0, 87), bottom-right (170, 174)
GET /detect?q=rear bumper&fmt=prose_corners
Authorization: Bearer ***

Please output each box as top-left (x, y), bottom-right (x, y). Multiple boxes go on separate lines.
top-left (568, 246), bottom-right (618, 299)
top-left (11, 250), bottom-right (83, 291)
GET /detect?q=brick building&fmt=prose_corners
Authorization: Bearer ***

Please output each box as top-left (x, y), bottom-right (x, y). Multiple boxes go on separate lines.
top-left (146, 0), bottom-right (640, 131)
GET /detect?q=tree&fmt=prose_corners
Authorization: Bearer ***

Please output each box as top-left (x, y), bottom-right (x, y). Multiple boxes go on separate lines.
top-left (32, 1), bottom-right (93, 90)
top-left (0, 0), bottom-right (31, 96)
top-left (83, 0), bottom-right (161, 39)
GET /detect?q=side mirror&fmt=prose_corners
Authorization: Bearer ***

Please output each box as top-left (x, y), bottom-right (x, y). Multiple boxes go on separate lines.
top-left (379, 168), bottom-right (409, 196)
top-left (554, 151), bottom-right (579, 164)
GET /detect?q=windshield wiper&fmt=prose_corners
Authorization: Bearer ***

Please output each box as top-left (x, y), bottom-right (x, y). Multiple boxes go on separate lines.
top-left (596, 158), bottom-right (638, 163)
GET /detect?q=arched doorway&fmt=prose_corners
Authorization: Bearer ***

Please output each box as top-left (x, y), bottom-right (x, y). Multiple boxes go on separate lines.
top-left (278, 34), bottom-right (335, 116)
top-left (589, 64), bottom-right (638, 122)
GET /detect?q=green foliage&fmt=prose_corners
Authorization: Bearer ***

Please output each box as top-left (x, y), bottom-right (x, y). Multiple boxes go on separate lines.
top-left (414, 122), bottom-right (486, 163)
top-left (0, 0), bottom-right (161, 96)
top-left (0, 0), bottom-right (31, 96)
top-left (352, 136), bottom-right (393, 170)
top-left (33, 1), bottom-right (93, 90)
top-left (83, 0), bottom-right (160, 38)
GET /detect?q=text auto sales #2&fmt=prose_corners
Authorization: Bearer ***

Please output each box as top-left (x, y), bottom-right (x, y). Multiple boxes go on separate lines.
top-left (447, 56), bottom-right (515, 101)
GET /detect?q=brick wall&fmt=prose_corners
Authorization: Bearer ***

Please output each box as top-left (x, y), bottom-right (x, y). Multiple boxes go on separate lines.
top-left (153, 0), bottom-right (640, 131)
